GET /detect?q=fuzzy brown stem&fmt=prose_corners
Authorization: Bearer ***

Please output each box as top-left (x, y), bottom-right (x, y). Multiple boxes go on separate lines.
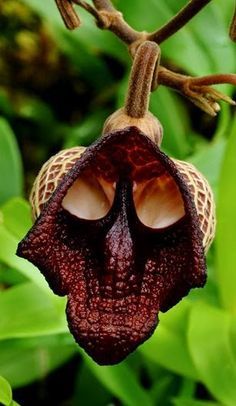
top-left (55, 0), bottom-right (80, 29)
top-left (158, 67), bottom-right (236, 115)
top-left (158, 68), bottom-right (236, 88)
top-left (74, 0), bottom-right (142, 44)
top-left (148, 0), bottom-right (212, 44)
top-left (73, 0), bottom-right (101, 20)
top-left (229, 4), bottom-right (236, 41)
top-left (190, 74), bottom-right (236, 86)
top-left (92, 0), bottom-right (115, 11)
top-left (125, 41), bottom-right (161, 118)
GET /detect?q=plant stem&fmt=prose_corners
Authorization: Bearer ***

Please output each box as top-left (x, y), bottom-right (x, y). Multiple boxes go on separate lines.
top-left (125, 41), bottom-right (160, 118)
top-left (60, 0), bottom-right (235, 116)
top-left (191, 74), bottom-right (236, 86)
top-left (74, 0), bottom-right (141, 44)
top-left (55, 0), bottom-right (80, 29)
top-left (92, 0), bottom-right (115, 11)
top-left (229, 4), bottom-right (236, 41)
top-left (158, 67), bottom-right (236, 115)
top-left (148, 0), bottom-right (212, 44)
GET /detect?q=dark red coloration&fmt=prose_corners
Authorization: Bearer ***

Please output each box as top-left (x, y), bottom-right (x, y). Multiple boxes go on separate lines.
top-left (17, 127), bottom-right (206, 365)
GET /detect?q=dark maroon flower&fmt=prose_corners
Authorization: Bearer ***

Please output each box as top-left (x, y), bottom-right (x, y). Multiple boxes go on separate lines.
top-left (17, 127), bottom-right (206, 365)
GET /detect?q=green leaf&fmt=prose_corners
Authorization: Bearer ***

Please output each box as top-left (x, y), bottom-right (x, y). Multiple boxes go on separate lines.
top-left (188, 303), bottom-right (236, 406)
top-left (0, 118), bottom-right (23, 205)
top-left (1, 198), bottom-right (32, 240)
top-left (0, 337), bottom-right (76, 389)
top-left (216, 116), bottom-right (236, 312)
top-left (189, 138), bottom-right (226, 196)
top-left (64, 109), bottom-right (109, 148)
top-left (0, 197), bottom-right (49, 290)
top-left (0, 375), bottom-right (12, 406)
top-left (21, 0), bottom-right (125, 77)
top-left (150, 87), bottom-right (190, 159)
top-left (172, 398), bottom-right (221, 406)
top-left (0, 223), bottom-right (49, 292)
top-left (118, 0), bottom-right (217, 75)
top-left (74, 364), bottom-right (111, 406)
top-left (187, 1), bottom-right (236, 73)
top-left (0, 283), bottom-right (68, 340)
top-left (85, 359), bottom-right (154, 406)
top-left (140, 300), bottom-right (198, 380)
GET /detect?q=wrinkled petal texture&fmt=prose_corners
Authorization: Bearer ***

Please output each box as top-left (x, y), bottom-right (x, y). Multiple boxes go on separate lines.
top-left (17, 127), bottom-right (206, 365)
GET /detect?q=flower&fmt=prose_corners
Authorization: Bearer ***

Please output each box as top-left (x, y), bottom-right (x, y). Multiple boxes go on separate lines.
top-left (17, 126), bottom-right (206, 365)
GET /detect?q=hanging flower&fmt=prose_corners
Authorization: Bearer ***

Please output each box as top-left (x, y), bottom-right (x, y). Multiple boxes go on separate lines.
top-left (17, 42), bottom-right (215, 365)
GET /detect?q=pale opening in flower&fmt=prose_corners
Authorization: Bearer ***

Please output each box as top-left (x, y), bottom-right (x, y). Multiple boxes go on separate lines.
top-left (62, 169), bottom-right (185, 228)
top-left (62, 172), bottom-right (116, 220)
top-left (134, 174), bottom-right (185, 228)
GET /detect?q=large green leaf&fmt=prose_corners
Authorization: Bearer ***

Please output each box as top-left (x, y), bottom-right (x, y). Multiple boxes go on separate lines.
top-left (74, 364), bottom-right (111, 406)
top-left (172, 399), bottom-right (221, 406)
top-left (0, 375), bottom-right (12, 406)
top-left (0, 283), bottom-right (67, 340)
top-left (216, 116), bottom-right (236, 312)
top-left (0, 118), bottom-right (23, 205)
top-left (140, 300), bottom-right (198, 380)
top-left (0, 223), bottom-right (49, 291)
top-left (21, 0), bottom-right (126, 68)
top-left (118, 0), bottom-right (235, 75)
top-left (189, 138), bottom-right (226, 196)
top-left (1, 198), bottom-right (32, 240)
top-left (188, 303), bottom-right (236, 406)
top-left (0, 337), bottom-right (75, 388)
top-left (150, 87), bottom-right (190, 159)
top-left (86, 358), bottom-right (154, 406)
top-left (187, 0), bottom-right (236, 73)
top-left (0, 196), bottom-right (50, 290)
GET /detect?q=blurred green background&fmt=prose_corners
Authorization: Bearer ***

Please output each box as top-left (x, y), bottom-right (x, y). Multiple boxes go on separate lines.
top-left (0, 0), bottom-right (236, 405)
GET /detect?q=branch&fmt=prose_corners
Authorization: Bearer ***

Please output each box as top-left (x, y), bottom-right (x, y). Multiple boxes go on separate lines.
top-left (229, 4), bottom-right (236, 41)
top-left (158, 67), bottom-right (236, 116)
top-left (73, 0), bottom-right (142, 44)
top-left (55, 0), bottom-right (236, 116)
top-left (148, 0), bottom-right (212, 44)
top-left (55, 0), bottom-right (80, 30)
top-left (92, 0), bottom-right (115, 12)
top-left (125, 42), bottom-right (161, 117)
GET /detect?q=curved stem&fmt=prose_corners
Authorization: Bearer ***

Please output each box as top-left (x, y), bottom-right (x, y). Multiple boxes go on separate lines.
top-left (190, 73), bottom-right (236, 86)
top-left (148, 0), bottom-right (212, 44)
top-left (125, 41), bottom-right (161, 118)
top-left (75, 0), bottom-right (141, 44)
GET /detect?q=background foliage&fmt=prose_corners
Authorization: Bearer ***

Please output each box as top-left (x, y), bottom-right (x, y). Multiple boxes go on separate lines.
top-left (0, 0), bottom-right (235, 405)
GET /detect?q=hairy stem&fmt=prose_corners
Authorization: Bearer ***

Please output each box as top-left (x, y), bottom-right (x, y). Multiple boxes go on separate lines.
top-left (158, 68), bottom-right (236, 90)
top-left (60, 0), bottom-right (235, 116)
top-left (158, 67), bottom-right (236, 115)
top-left (92, 0), bottom-right (115, 11)
top-left (229, 4), bottom-right (236, 41)
top-left (74, 0), bottom-right (141, 44)
top-left (148, 0), bottom-right (212, 44)
top-left (55, 0), bottom-right (80, 29)
top-left (190, 74), bottom-right (236, 86)
top-left (125, 41), bottom-right (161, 118)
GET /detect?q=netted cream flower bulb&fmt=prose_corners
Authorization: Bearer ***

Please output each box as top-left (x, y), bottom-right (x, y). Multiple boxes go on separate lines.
top-left (30, 145), bottom-right (215, 253)
top-left (173, 159), bottom-right (216, 252)
top-left (30, 146), bottom-right (86, 219)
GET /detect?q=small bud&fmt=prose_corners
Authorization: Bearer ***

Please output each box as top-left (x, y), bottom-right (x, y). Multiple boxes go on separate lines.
top-left (103, 107), bottom-right (163, 146)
